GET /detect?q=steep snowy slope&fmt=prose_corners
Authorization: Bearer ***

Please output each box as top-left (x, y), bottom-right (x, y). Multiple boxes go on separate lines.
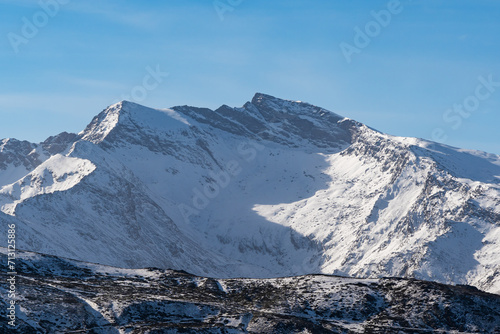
top-left (0, 93), bottom-right (499, 294)
top-left (0, 132), bottom-right (78, 185)
top-left (2, 248), bottom-right (500, 333)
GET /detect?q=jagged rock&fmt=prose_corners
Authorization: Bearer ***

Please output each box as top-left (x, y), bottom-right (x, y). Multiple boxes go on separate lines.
top-left (0, 93), bottom-right (499, 295)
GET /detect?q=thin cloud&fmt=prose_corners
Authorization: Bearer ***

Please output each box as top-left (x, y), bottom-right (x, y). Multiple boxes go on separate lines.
top-left (0, 93), bottom-right (114, 116)
top-left (57, 75), bottom-right (129, 91)
top-left (64, 2), bottom-right (166, 30)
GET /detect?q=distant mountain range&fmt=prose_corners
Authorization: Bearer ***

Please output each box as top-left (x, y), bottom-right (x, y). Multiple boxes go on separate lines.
top-left (1, 93), bottom-right (499, 296)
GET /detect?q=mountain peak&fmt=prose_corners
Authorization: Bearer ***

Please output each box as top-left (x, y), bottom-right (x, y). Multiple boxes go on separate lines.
top-left (251, 92), bottom-right (309, 105)
top-left (80, 101), bottom-right (122, 144)
top-left (2, 94), bottom-right (500, 298)
top-left (78, 94), bottom-right (354, 151)
top-left (80, 100), bottom-right (191, 145)
top-left (250, 92), bottom-right (309, 112)
top-left (248, 93), bottom-right (344, 121)
top-left (251, 92), bottom-right (283, 104)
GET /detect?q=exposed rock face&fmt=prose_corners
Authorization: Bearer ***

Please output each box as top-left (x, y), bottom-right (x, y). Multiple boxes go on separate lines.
top-left (1, 249), bottom-right (500, 333)
top-left (0, 93), bottom-right (499, 295)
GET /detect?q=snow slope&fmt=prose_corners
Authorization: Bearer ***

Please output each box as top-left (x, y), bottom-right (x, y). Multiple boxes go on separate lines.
top-left (0, 93), bottom-right (499, 294)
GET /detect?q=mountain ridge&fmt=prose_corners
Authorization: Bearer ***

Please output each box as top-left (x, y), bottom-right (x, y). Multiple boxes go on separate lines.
top-left (2, 247), bottom-right (500, 333)
top-left (1, 93), bottom-right (499, 295)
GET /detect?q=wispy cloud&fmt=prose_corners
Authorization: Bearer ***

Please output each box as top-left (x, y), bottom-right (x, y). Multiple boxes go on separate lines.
top-left (0, 93), bottom-right (114, 115)
top-left (0, 0), bottom-right (39, 7)
top-left (63, 2), bottom-right (165, 30)
top-left (57, 75), bottom-right (128, 91)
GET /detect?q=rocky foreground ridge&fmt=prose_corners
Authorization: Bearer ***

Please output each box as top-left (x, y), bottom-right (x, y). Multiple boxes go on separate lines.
top-left (1, 249), bottom-right (500, 333)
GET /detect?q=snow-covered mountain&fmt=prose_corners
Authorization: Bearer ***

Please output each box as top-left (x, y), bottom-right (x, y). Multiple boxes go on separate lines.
top-left (1, 93), bottom-right (500, 294)
top-left (2, 248), bottom-right (500, 333)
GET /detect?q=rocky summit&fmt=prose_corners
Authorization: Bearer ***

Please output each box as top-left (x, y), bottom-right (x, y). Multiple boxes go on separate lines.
top-left (1, 93), bottom-right (500, 332)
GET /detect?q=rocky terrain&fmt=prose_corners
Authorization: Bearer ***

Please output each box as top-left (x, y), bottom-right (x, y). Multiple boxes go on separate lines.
top-left (0, 93), bottom-right (499, 295)
top-left (1, 248), bottom-right (500, 333)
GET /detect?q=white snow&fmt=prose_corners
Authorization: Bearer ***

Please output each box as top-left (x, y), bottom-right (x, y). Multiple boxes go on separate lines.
top-left (1, 97), bottom-right (499, 294)
top-left (0, 154), bottom-right (96, 215)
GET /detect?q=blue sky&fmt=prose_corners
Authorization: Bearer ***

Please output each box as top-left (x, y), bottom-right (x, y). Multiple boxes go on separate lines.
top-left (1, 0), bottom-right (499, 154)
